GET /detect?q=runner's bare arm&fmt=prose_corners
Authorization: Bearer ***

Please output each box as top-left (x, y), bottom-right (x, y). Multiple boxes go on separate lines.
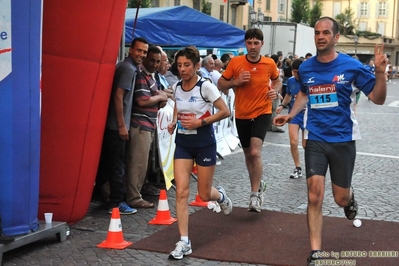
top-left (368, 43), bottom-right (387, 105)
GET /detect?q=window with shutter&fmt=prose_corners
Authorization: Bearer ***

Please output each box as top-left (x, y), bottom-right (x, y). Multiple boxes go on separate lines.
top-left (377, 22), bottom-right (385, 35)
top-left (360, 2), bottom-right (368, 17)
top-left (264, 16), bottom-right (272, 22)
top-left (333, 2), bottom-right (341, 17)
top-left (266, 0), bottom-right (271, 11)
top-left (358, 21), bottom-right (367, 31)
top-left (385, 3), bottom-right (389, 18)
top-left (367, 2), bottom-right (370, 18)
top-left (378, 2), bottom-right (387, 17)
top-left (278, 0), bottom-right (284, 13)
top-left (193, 0), bottom-right (200, 11)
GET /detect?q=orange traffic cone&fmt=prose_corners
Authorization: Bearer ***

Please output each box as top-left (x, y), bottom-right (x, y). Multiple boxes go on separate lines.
top-left (189, 192), bottom-right (208, 207)
top-left (148, 189), bottom-right (177, 225)
top-left (97, 208), bottom-right (132, 249)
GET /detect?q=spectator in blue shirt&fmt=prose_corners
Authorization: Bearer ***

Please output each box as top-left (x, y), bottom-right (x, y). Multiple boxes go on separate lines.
top-left (365, 59), bottom-right (375, 75)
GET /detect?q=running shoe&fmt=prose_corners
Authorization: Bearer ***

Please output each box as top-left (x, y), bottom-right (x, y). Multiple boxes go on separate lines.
top-left (307, 250), bottom-right (323, 266)
top-left (169, 240), bottom-right (192, 260)
top-left (258, 180), bottom-right (267, 192)
top-left (289, 167), bottom-right (302, 179)
top-left (217, 186), bottom-right (233, 215)
top-left (258, 180), bottom-right (267, 205)
top-left (344, 188), bottom-right (358, 220)
top-left (248, 195), bottom-right (261, 212)
top-left (108, 202), bottom-right (137, 215)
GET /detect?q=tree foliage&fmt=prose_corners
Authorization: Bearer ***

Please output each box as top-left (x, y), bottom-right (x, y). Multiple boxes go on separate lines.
top-left (309, 0), bottom-right (323, 27)
top-left (334, 8), bottom-right (357, 35)
top-left (334, 7), bottom-right (381, 39)
top-left (201, 0), bottom-right (211, 15)
top-left (357, 30), bottom-right (381, 40)
top-left (291, 0), bottom-right (310, 24)
top-left (128, 0), bottom-right (152, 8)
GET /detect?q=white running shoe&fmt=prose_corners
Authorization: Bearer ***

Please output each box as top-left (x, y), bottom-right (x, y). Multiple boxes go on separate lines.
top-left (216, 186), bottom-right (233, 215)
top-left (289, 167), bottom-right (303, 179)
top-left (258, 180), bottom-right (267, 205)
top-left (248, 195), bottom-right (261, 212)
top-left (169, 240), bottom-right (192, 260)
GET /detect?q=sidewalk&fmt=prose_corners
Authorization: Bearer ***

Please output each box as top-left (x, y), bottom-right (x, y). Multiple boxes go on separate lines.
top-left (2, 82), bottom-right (399, 265)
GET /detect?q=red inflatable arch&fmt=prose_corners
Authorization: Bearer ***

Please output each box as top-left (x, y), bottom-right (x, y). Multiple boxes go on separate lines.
top-left (39, 1), bottom-right (127, 223)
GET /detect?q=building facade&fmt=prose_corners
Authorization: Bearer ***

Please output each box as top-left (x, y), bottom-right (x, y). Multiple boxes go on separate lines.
top-left (244, 0), bottom-right (398, 63)
top-left (150, 0), bottom-right (398, 64)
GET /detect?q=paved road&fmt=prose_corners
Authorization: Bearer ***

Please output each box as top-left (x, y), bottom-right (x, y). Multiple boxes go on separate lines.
top-left (2, 82), bottom-right (399, 266)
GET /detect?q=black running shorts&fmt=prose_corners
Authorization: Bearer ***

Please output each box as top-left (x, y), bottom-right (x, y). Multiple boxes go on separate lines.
top-left (235, 114), bottom-right (271, 148)
top-left (305, 140), bottom-right (356, 188)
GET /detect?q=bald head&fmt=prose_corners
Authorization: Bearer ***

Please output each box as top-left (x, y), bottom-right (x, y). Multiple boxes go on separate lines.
top-left (214, 59), bottom-right (223, 72)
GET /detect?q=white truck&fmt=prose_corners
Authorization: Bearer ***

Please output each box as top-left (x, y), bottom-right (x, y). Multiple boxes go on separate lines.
top-left (259, 22), bottom-right (316, 58)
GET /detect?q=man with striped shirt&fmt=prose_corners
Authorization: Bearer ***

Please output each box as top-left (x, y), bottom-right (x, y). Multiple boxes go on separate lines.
top-left (125, 46), bottom-right (169, 209)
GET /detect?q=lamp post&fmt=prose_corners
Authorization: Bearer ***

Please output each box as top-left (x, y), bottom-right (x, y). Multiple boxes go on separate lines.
top-left (354, 35), bottom-right (358, 57)
top-left (249, 7), bottom-right (256, 28)
top-left (249, 7), bottom-right (264, 28)
top-left (257, 8), bottom-right (264, 24)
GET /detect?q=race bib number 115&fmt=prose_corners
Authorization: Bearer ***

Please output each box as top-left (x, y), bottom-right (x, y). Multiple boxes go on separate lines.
top-left (309, 84), bottom-right (338, 109)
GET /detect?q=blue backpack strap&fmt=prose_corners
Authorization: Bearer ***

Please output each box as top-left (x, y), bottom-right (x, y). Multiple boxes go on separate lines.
top-left (177, 78), bottom-right (210, 102)
top-left (196, 78), bottom-right (210, 102)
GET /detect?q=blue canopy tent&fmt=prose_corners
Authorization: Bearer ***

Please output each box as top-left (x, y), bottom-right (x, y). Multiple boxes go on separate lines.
top-left (125, 6), bottom-right (245, 49)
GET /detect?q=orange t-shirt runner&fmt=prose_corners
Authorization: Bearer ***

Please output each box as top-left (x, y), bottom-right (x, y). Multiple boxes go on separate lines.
top-left (222, 55), bottom-right (280, 119)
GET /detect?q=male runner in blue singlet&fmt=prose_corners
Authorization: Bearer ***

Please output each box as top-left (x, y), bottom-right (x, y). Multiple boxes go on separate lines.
top-left (273, 16), bottom-right (388, 266)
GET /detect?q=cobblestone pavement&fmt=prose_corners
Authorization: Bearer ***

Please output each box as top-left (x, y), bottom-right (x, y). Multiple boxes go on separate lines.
top-left (2, 82), bottom-right (399, 266)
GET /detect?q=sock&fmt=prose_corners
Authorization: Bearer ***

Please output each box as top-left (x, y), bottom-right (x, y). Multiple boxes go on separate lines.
top-left (217, 191), bottom-right (224, 203)
top-left (181, 236), bottom-right (189, 244)
top-left (346, 188), bottom-right (354, 206)
top-left (250, 192), bottom-right (258, 197)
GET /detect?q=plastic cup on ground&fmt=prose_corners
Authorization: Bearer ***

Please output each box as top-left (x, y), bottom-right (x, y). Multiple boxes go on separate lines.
top-left (44, 213), bottom-right (53, 224)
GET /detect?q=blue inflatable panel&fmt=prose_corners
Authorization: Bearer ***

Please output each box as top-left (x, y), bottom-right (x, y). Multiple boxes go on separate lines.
top-left (0, 0), bottom-right (41, 236)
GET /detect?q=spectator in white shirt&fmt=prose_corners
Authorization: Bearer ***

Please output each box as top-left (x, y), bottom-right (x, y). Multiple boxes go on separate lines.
top-left (199, 55), bottom-right (215, 81)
